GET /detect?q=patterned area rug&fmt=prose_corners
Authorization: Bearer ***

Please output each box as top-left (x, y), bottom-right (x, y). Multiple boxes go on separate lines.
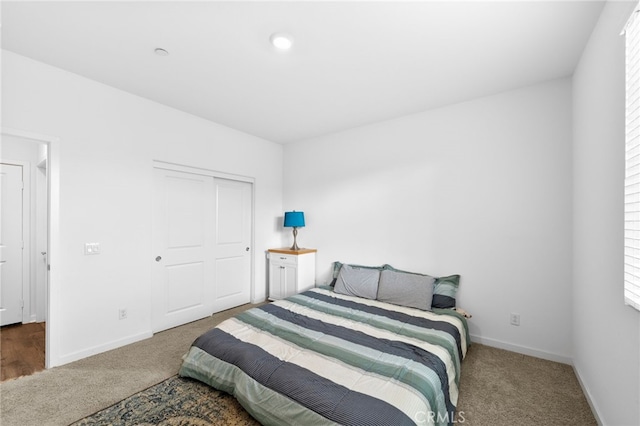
top-left (72, 376), bottom-right (260, 426)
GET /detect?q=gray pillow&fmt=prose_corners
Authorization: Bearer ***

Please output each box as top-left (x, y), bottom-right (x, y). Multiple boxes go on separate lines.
top-left (330, 261), bottom-right (384, 286)
top-left (334, 264), bottom-right (381, 299)
top-left (377, 269), bottom-right (435, 311)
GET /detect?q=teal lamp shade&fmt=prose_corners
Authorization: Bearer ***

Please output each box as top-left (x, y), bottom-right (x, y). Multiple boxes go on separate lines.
top-left (283, 211), bottom-right (305, 250)
top-left (284, 211), bottom-right (305, 228)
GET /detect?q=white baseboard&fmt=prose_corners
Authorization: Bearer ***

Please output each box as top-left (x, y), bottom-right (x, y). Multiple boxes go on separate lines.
top-left (572, 363), bottom-right (603, 425)
top-left (54, 330), bottom-right (153, 367)
top-left (469, 333), bottom-right (572, 365)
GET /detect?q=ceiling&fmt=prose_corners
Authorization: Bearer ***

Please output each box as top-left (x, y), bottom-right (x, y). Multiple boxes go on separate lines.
top-left (2, 1), bottom-right (606, 144)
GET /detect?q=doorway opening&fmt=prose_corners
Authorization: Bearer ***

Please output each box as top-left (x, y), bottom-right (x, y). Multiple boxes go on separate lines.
top-left (1, 128), bottom-right (57, 380)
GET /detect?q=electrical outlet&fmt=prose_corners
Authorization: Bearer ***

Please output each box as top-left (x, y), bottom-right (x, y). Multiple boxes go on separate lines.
top-left (84, 242), bottom-right (101, 255)
top-left (510, 313), bottom-right (520, 326)
top-left (119, 308), bottom-right (128, 320)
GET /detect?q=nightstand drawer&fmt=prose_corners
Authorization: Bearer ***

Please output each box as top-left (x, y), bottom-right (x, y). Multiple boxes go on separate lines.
top-left (270, 253), bottom-right (297, 266)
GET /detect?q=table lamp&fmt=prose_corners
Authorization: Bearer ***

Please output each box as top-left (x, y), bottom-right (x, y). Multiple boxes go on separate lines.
top-left (283, 211), bottom-right (305, 250)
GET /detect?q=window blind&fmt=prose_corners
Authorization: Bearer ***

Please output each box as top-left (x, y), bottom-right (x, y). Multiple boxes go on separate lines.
top-left (624, 6), bottom-right (640, 312)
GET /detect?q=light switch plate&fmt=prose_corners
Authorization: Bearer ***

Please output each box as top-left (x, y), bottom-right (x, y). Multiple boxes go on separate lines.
top-left (84, 242), bottom-right (100, 255)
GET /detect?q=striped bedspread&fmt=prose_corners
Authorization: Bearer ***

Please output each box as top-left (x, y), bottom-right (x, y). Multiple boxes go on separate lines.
top-left (179, 287), bottom-right (469, 426)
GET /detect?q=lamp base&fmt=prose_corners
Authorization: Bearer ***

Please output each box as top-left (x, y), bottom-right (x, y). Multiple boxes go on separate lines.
top-left (290, 227), bottom-right (300, 251)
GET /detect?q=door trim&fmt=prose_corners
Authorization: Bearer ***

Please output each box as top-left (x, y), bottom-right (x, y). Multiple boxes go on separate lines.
top-left (153, 160), bottom-right (254, 184)
top-left (2, 127), bottom-right (60, 369)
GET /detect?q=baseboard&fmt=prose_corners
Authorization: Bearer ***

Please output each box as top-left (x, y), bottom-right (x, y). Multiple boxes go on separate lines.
top-left (572, 363), bottom-right (604, 425)
top-left (54, 330), bottom-right (153, 367)
top-left (469, 334), bottom-right (572, 365)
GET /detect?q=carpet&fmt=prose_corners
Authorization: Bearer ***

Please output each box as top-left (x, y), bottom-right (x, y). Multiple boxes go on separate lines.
top-left (71, 376), bottom-right (259, 426)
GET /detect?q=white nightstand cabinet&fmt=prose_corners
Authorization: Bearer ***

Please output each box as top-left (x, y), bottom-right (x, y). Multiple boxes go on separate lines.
top-left (268, 248), bottom-right (317, 300)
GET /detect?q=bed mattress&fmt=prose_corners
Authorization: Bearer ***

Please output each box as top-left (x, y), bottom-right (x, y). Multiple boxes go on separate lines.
top-left (179, 287), bottom-right (469, 426)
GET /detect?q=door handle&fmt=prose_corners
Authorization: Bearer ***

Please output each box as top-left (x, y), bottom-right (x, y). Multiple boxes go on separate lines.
top-left (155, 256), bottom-right (162, 262)
top-left (246, 247), bottom-right (250, 252)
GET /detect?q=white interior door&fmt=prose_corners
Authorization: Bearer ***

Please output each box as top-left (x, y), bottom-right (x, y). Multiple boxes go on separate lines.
top-left (152, 168), bottom-right (215, 332)
top-left (0, 163), bottom-right (24, 326)
top-left (214, 178), bottom-right (252, 311)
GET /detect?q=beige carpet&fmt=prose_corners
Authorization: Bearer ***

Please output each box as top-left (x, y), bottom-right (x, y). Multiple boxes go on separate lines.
top-left (0, 303), bottom-right (257, 426)
top-left (456, 344), bottom-right (595, 425)
top-left (1, 305), bottom-right (595, 426)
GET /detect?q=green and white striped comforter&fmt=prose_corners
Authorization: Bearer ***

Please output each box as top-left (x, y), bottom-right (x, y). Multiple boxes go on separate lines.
top-left (179, 287), bottom-right (469, 426)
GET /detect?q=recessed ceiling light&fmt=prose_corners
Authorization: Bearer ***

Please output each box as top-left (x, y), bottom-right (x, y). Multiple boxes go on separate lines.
top-left (154, 48), bottom-right (169, 56)
top-left (270, 33), bottom-right (293, 50)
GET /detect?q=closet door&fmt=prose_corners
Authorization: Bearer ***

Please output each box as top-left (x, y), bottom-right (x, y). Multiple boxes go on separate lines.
top-left (213, 178), bottom-right (252, 311)
top-left (151, 168), bottom-right (215, 332)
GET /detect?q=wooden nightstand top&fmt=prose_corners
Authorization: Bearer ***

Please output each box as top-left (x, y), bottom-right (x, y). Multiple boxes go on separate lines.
top-left (268, 248), bottom-right (317, 255)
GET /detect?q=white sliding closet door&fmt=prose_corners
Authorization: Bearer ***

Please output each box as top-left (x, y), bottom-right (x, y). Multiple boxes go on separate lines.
top-left (152, 167), bottom-right (252, 333)
top-left (213, 178), bottom-right (252, 312)
top-left (152, 168), bottom-right (215, 332)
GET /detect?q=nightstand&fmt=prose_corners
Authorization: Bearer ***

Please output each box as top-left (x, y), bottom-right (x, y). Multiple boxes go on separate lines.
top-left (267, 248), bottom-right (317, 300)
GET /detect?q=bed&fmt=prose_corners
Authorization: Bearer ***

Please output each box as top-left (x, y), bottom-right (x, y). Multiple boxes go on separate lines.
top-left (179, 264), bottom-right (469, 426)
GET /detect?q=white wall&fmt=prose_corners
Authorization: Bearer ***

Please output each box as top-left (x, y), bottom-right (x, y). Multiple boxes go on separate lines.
top-left (283, 78), bottom-right (574, 362)
top-left (573, 1), bottom-right (640, 425)
top-left (2, 50), bottom-right (283, 366)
